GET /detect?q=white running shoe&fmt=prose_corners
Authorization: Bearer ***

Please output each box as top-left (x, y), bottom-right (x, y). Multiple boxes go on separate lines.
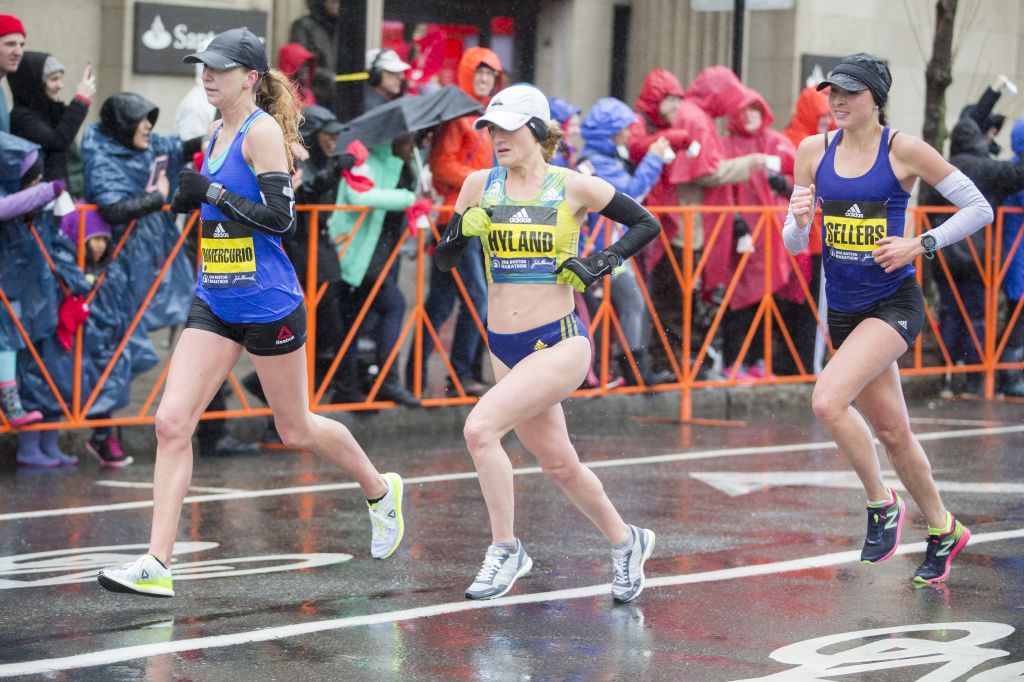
top-left (465, 540), bottom-right (533, 600)
top-left (367, 472), bottom-right (405, 559)
top-left (611, 525), bottom-right (655, 603)
top-left (97, 553), bottom-right (174, 598)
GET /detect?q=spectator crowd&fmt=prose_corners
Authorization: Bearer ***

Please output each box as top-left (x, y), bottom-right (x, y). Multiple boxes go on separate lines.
top-left (1, 6), bottom-right (1023, 469)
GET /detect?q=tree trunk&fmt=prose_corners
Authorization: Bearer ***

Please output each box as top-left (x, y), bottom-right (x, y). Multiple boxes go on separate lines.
top-left (921, 0), bottom-right (959, 153)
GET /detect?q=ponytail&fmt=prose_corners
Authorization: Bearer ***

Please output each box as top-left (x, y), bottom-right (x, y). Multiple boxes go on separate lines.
top-left (256, 69), bottom-right (304, 171)
top-left (540, 120), bottom-right (565, 162)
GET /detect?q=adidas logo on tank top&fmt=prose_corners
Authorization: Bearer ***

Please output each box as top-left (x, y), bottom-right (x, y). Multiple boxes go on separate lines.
top-left (540, 187), bottom-right (563, 202)
top-left (508, 208), bottom-right (532, 224)
top-left (845, 204), bottom-right (865, 219)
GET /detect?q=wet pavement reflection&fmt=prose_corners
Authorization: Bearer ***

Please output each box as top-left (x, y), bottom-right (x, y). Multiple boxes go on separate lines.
top-left (1, 399), bottom-right (1023, 679)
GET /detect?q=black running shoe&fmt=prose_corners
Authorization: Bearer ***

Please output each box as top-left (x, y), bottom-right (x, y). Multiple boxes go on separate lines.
top-left (860, 490), bottom-right (905, 564)
top-left (914, 517), bottom-right (971, 585)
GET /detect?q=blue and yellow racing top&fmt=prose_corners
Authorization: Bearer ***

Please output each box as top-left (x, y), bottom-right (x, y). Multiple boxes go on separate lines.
top-left (479, 165), bottom-right (585, 292)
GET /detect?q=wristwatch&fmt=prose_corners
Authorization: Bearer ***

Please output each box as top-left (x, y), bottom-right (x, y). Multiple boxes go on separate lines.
top-left (920, 233), bottom-right (938, 260)
top-left (205, 182), bottom-right (224, 206)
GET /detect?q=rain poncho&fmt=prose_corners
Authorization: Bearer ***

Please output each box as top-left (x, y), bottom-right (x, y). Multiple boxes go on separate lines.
top-left (1003, 118), bottom-right (1024, 300)
top-left (82, 93), bottom-right (193, 332)
top-left (579, 97), bottom-right (664, 252)
top-left (718, 87), bottom-right (796, 310)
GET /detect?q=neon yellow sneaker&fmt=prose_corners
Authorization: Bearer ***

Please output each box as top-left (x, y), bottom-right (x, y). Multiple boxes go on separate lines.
top-left (97, 554), bottom-right (174, 597)
top-left (368, 472), bottom-right (405, 559)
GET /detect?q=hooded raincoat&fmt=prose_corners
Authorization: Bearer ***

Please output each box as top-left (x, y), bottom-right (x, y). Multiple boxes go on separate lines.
top-left (82, 93), bottom-right (193, 332)
top-left (718, 87), bottom-right (795, 310)
top-left (1003, 118), bottom-right (1024, 301)
top-left (429, 47), bottom-right (503, 207)
top-left (278, 43), bottom-right (317, 109)
top-left (8, 51), bottom-right (89, 188)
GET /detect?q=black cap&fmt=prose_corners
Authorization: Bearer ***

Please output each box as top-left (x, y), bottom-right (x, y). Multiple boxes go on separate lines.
top-left (817, 53), bottom-right (892, 106)
top-left (300, 105), bottom-right (346, 141)
top-left (183, 27), bottom-right (268, 74)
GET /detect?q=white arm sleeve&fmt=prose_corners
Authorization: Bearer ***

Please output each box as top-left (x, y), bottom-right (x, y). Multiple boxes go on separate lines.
top-left (928, 170), bottom-right (994, 249)
top-left (782, 184), bottom-right (812, 255)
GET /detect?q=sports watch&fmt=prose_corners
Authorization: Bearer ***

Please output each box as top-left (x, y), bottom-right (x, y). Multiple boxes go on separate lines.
top-left (920, 233), bottom-right (938, 260)
top-left (206, 182), bottom-right (224, 206)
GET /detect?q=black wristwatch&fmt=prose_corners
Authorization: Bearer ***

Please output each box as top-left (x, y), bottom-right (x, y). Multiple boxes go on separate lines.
top-left (205, 182), bottom-right (224, 206)
top-left (920, 233), bottom-right (938, 260)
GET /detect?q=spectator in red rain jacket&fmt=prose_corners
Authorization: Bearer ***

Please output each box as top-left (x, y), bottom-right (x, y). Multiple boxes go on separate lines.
top-left (718, 86), bottom-right (797, 379)
top-left (784, 85), bottom-right (835, 149)
top-left (277, 43), bottom-right (317, 108)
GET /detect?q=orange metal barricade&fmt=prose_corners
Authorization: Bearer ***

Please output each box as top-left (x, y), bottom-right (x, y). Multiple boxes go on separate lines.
top-left (2, 203), bottom-right (1021, 433)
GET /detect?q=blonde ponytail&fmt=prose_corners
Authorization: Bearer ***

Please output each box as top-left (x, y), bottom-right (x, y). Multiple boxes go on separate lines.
top-left (540, 120), bottom-right (565, 162)
top-left (256, 69), bottom-right (304, 171)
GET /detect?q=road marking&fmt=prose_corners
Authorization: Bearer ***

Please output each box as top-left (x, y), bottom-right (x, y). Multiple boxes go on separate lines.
top-left (691, 470), bottom-right (1024, 497)
top-left (2, 527), bottom-right (1021, 678)
top-left (95, 481), bottom-right (246, 494)
top-left (3, 423), bottom-right (1024, 522)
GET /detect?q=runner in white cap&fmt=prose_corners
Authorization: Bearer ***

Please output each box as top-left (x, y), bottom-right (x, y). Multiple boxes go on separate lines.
top-left (435, 83), bottom-right (660, 601)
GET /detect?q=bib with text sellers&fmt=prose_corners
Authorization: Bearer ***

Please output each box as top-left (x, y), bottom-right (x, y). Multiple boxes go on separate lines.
top-left (821, 199), bottom-right (887, 267)
top-left (200, 220), bottom-right (258, 289)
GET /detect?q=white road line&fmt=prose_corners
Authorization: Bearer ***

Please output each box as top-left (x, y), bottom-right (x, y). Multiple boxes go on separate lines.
top-left (909, 417), bottom-right (1005, 427)
top-left (2, 527), bottom-right (1021, 678)
top-left (95, 481), bottom-right (246, 494)
top-left (3, 423), bottom-right (1024, 523)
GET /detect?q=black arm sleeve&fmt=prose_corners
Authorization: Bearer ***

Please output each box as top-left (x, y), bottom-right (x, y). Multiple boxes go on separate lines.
top-left (214, 172), bottom-right (296, 238)
top-left (99, 191), bottom-right (165, 225)
top-left (181, 135), bottom-right (205, 159)
top-left (598, 191), bottom-right (660, 261)
top-left (434, 212), bottom-right (467, 272)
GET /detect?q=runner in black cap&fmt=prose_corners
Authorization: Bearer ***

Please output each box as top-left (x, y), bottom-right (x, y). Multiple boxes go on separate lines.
top-left (782, 52), bottom-right (992, 585)
top-left (97, 28), bottom-right (406, 598)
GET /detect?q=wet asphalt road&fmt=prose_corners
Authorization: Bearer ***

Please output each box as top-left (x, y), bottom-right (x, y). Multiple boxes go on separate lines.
top-left (1, 398), bottom-right (1023, 680)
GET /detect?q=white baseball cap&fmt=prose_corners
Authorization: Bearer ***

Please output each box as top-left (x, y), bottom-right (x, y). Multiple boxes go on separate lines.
top-left (366, 48), bottom-right (411, 74)
top-left (473, 84), bottom-right (551, 132)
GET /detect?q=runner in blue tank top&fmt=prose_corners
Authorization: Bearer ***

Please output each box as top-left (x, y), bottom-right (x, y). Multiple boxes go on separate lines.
top-left (782, 53), bottom-right (992, 585)
top-left (97, 29), bottom-right (406, 599)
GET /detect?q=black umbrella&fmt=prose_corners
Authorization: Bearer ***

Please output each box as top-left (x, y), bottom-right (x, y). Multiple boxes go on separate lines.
top-left (334, 85), bottom-right (483, 152)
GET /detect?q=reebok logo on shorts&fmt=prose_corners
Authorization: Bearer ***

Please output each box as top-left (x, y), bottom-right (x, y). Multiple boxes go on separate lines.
top-left (845, 204), bottom-right (865, 218)
top-left (276, 326), bottom-right (295, 345)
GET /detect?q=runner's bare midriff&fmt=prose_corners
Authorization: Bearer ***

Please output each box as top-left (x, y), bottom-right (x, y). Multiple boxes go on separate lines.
top-left (487, 282), bottom-right (575, 334)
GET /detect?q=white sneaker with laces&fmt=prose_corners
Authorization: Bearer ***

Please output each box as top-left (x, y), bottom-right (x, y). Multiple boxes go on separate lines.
top-left (611, 525), bottom-right (655, 603)
top-left (367, 472), bottom-right (405, 559)
top-left (97, 553), bottom-right (174, 597)
top-left (465, 540), bottom-right (532, 600)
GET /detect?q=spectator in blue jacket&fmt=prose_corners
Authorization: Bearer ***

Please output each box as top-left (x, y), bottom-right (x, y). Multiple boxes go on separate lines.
top-left (548, 96), bottom-right (580, 169)
top-left (1000, 116), bottom-right (1024, 396)
top-left (577, 97), bottom-right (673, 385)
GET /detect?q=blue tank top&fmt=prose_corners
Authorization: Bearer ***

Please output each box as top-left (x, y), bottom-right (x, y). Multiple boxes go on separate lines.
top-left (195, 108), bottom-right (303, 324)
top-left (815, 127), bottom-right (913, 313)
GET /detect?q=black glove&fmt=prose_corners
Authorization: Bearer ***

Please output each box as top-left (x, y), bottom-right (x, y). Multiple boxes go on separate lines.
top-left (555, 249), bottom-right (622, 290)
top-left (733, 214), bottom-right (751, 238)
top-left (767, 172), bottom-right (793, 197)
top-left (332, 152), bottom-right (357, 173)
top-left (170, 186), bottom-right (200, 214)
top-left (177, 169), bottom-right (213, 205)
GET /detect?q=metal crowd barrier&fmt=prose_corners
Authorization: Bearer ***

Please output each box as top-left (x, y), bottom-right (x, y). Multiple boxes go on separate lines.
top-left (1, 203), bottom-right (1021, 433)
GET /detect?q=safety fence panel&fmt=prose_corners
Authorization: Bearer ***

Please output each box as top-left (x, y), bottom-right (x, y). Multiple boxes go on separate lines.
top-left (1, 204), bottom-right (1019, 433)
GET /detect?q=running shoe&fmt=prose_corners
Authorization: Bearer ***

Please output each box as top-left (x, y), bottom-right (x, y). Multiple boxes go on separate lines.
top-left (97, 554), bottom-right (173, 597)
top-left (914, 517), bottom-right (971, 585)
top-left (465, 540), bottom-right (532, 600)
top-left (367, 472), bottom-right (404, 559)
top-left (611, 525), bottom-right (656, 603)
top-left (86, 434), bottom-right (133, 468)
top-left (861, 489), bottom-right (905, 564)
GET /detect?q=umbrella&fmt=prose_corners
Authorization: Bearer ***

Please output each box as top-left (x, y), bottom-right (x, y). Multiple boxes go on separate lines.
top-left (335, 85), bottom-right (483, 153)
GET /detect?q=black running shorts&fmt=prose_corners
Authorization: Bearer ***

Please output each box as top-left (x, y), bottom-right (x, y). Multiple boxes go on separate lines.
top-left (827, 276), bottom-right (925, 349)
top-left (186, 296), bottom-right (307, 356)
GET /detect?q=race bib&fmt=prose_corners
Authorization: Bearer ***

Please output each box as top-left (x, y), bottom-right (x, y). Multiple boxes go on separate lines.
top-left (821, 199), bottom-right (887, 267)
top-left (200, 221), bottom-right (258, 288)
top-left (486, 205), bottom-right (558, 276)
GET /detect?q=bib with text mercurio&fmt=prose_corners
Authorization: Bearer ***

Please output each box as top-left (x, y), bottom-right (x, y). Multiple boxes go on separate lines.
top-left (200, 220), bottom-right (258, 288)
top-left (821, 199), bottom-right (887, 267)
